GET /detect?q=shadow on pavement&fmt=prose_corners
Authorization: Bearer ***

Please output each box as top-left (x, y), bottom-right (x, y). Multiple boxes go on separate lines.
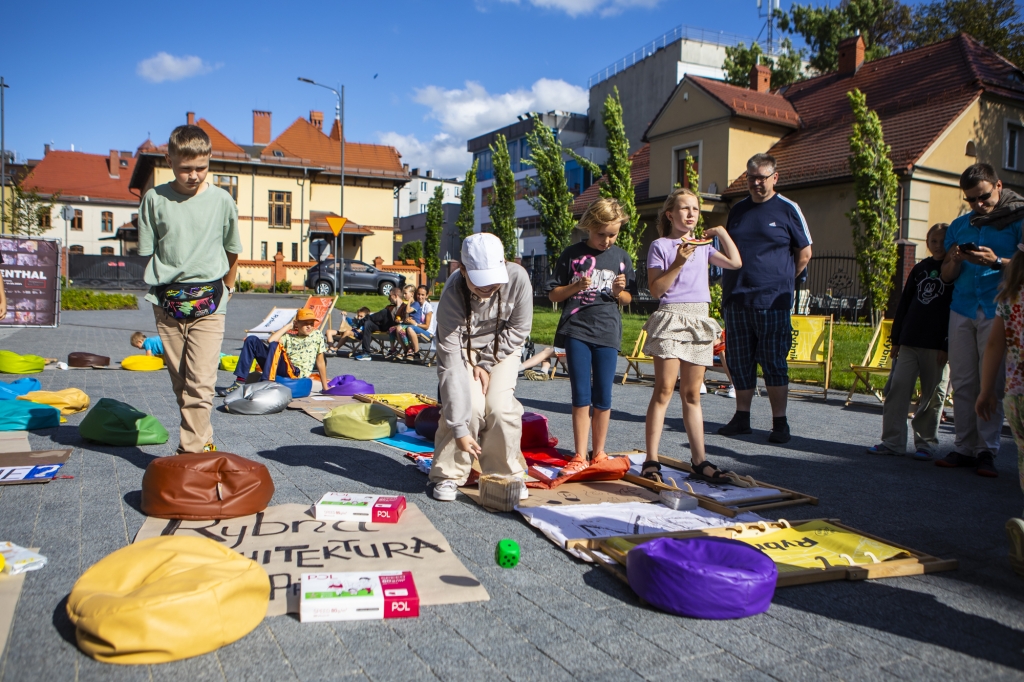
top-left (45, 425), bottom-right (159, 471)
top-left (258, 444), bottom-right (427, 495)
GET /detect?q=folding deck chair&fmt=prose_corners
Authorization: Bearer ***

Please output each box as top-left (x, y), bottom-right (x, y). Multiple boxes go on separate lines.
top-left (845, 319), bottom-right (895, 405)
top-left (787, 315), bottom-right (834, 400)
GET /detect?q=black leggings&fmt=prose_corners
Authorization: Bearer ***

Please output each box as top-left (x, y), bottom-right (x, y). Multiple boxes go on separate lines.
top-left (362, 318), bottom-right (381, 354)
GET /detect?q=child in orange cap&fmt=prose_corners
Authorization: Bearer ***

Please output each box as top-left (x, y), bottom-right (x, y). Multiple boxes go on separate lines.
top-left (222, 308), bottom-right (330, 395)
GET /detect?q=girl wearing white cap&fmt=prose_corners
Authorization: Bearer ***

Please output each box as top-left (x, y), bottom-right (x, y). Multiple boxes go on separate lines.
top-left (429, 233), bottom-right (534, 501)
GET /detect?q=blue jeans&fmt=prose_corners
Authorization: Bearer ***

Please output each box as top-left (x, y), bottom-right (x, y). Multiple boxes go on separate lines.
top-left (565, 336), bottom-right (618, 410)
top-left (236, 335), bottom-right (296, 382)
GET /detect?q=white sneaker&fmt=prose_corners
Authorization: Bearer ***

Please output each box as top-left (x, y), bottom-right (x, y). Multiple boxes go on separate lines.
top-left (519, 484), bottom-right (529, 501)
top-left (432, 480), bottom-right (458, 501)
top-left (727, 386), bottom-right (736, 399)
top-left (700, 382), bottom-right (708, 394)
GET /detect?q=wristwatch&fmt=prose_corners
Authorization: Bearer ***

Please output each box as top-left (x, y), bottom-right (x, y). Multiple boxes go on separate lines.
top-left (992, 257), bottom-right (1004, 271)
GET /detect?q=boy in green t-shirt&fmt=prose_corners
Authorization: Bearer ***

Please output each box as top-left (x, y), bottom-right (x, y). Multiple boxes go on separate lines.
top-left (137, 124), bottom-right (243, 453)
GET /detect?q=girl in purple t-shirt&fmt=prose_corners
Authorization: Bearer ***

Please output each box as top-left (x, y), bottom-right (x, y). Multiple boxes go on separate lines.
top-left (640, 188), bottom-right (742, 485)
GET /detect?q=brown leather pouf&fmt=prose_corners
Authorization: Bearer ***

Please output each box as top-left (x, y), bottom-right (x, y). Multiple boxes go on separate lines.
top-left (68, 352), bottom-right (110, 368)
top-left (141, 453), bottom-right (275, 520)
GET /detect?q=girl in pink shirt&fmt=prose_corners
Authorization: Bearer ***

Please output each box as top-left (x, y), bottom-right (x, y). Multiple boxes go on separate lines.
top-left (640, 188), bottom-right (742, 485)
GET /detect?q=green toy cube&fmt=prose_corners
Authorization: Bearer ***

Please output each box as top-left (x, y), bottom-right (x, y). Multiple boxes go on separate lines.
top-left (495, 539), bottom-right (520, 569)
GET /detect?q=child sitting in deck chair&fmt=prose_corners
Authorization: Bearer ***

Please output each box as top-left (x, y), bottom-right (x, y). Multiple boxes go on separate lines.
top-left (219, 308), bottom-right (330, 395)
top-left (325, 307), bottom-right (370, 351)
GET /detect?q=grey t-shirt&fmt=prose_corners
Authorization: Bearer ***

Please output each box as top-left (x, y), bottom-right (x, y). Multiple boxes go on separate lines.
top-left (138, 182), bottom-right (243, 314)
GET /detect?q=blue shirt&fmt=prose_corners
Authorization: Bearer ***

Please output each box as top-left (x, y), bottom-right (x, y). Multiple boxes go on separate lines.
top-left (944, 212), bottom-right (1022, 319)
top-left (722, 194), bottom-right (813, 310)
top-left (142, 336), bottom-right (164, 356)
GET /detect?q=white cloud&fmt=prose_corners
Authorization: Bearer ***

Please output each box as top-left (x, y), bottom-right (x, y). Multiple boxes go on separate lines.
top-left (498, 0), bottom-right (661, 17)
top-left (379, 78), bottom-right (588, 178)
top-left (136, 52), bottom-right (217, 83)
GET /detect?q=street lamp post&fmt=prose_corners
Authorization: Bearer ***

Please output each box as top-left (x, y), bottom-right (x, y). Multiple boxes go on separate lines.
top-left (1, 77), bottom-right (9, 235)
top-left (298, 77), bottom-right (345, 296)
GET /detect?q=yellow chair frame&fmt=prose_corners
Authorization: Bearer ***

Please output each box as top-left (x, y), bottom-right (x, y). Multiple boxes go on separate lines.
top-left (621, 330), bottom-right (655, 384)
top-left (845, 319), bottom-right (895, 405)
top-left (787, 315), bottom-right (835, 401)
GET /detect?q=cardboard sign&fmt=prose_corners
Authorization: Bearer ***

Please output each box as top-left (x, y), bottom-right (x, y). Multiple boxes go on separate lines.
top-left (462, 479), bottom-right (660, 509)
top-left (0, 450), bottom-right (72, 485)
top-left (134, 503), bottom-right (489, 616)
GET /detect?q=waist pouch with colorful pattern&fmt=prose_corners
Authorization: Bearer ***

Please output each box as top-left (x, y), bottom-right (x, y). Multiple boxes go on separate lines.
top-left (157, 280), bottom-right (223, 320)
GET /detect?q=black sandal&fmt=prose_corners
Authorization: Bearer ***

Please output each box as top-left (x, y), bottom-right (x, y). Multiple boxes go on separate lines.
top-left (689, 460), bottom-right (731, 484)
top-left (640, 460), bottom-right (664, 484)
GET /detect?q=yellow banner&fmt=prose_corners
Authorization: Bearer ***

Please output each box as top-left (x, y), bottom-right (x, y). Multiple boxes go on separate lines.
top-left (359, 394), bottom-right (431, 411)
top-left (867, 320), bottom-right (895, 369)
top-left (788, 316), bottom-right (827, 363)
top-left (735, 521), bottom-right (908, 572)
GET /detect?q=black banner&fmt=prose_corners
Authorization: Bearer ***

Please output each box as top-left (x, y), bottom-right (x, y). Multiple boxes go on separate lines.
top-left (0, 237), bottom-right (60, 327)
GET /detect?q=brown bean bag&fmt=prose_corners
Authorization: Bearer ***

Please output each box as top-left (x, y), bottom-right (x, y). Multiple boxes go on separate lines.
top-left (68, 352), bottom-right (110, 368)
top-left (141, 453), bottom-right (274, 520)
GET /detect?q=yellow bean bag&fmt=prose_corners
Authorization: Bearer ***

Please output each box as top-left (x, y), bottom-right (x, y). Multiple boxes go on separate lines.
top-left (219, 355), bottom-right (239, 372)
top-left (17, 388), bottom-right (90, 415)
top-left (121, 355), bottom-right (165, 371)
top-left (0, 350), bottom-right (45, 374)
top-left (67, 536), bottom-right (269, 664)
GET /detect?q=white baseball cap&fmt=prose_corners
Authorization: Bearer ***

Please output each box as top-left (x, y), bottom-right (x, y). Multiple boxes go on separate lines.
top-left (461, 233), bottom-right (509, 287)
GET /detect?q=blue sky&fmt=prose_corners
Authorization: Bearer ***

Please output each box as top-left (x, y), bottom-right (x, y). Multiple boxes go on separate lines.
top-left (1, 0), bottom-right (896, 178)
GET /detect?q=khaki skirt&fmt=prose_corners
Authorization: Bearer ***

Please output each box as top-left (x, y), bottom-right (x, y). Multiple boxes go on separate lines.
top-left (641, 302), bottom-right (722, 366)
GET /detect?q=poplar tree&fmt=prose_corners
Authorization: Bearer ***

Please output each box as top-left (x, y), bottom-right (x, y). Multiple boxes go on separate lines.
top-left (684, 151), bottom-right (705, 238)
top-left (456, 159), bottom-right (477, 242)
top-left (523, 113), bottom-right (575, 259)
top-left (424, 184), bottom-right (444, 283)
top-left (598, 87), bottom-right (642, 264)
top-left (846, 89), bottom-right (898, 326)
top-left (489, 134), bottom-right (518, 261)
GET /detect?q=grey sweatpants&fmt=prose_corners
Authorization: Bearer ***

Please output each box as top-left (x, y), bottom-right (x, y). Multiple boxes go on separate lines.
top-left (948, 308), bottom-right (1005, 456)
top-left (881, 346), bottom-right (949, 454)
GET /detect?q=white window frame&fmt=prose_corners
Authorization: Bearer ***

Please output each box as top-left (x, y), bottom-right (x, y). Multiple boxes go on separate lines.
top-left (671, 140), bottom-right (704, 191)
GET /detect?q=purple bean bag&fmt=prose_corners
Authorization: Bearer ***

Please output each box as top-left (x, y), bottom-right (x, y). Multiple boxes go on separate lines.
top-left (275, 376), bottom-right (312, 399)
top-left (627, 537), bottom-right (776, 619)
top-left (323, 375), bottom-right (374, 396)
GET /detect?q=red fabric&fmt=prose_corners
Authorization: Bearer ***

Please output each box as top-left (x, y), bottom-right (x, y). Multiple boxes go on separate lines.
top-left (523, 412), bottom-right (557, 449)
top-left (405, 404), bottom-right (430, 428)
top-left (528, 456), bottom-right (631, 489)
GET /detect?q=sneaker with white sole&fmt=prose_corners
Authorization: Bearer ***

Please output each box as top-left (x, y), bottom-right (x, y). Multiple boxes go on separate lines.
top-left (700, 383), bottom-right (708, 394)
top-left (432, 480), bottom-right (459, 501)
top-left (519, 484), bottom-right (529, 501)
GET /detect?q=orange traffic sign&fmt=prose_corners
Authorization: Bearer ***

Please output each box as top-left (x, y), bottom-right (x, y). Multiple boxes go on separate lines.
top-left (325, 216), bottom-right (348, 237)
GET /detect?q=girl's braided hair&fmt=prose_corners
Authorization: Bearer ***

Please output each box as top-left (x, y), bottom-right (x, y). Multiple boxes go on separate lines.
top-left (458, 271), bottom-right (503, 366)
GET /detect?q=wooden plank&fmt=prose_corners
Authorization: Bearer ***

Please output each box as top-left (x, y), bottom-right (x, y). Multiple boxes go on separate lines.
top-left (621, 472), bottom-right (738, 518)
top-left (657, 454), bottom-right (819, 506)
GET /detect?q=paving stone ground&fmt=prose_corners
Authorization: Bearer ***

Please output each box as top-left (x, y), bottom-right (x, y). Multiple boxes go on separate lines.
top-left (0, 292), bottom-right (1022, 681)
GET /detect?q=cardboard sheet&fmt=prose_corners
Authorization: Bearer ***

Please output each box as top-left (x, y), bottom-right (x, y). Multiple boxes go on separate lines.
top-left (517, 502), bottom-right (764, 561)
top-left (288, 395), bottom-right (358, 410)
top-left (0, 450), bottom-right (72, 485)
top-left (0, 432), bottom-right (30, 454)
top-left (461, 480), bottom-right (660, 509)
top-left (0, 549), bottom-right (34, 659)
top-left (626, 454), bottom-right (783, 506)
top-left (134, 503), bottom-right (489, 616)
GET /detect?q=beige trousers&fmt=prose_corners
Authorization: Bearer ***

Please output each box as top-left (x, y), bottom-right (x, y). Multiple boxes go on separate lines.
top-left (948, 309), bottom-right (1005, 456)
top-left (428, 353), bottom-right (527, 485)
top-left (153, 305), bottom-right (226, 454)
top-left (881, 346), bottom-right (949, 454)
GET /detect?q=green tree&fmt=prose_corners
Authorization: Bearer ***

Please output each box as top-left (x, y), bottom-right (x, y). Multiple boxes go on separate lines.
top-left (456, 159), bottom-right (477, 242)
top-left (398, 239), bottom-right (423, 262)
top-left (5, 180), bottom-right (59, 238)
top-left (489, 134), bottom-right (518, 261)
top-left (846, 89), bottom-right (899, 326)
top-left (597, 87), bottom-right (643, 264)
top-left (522, 113), bottom-right (576, 259)
top-left (778, 0), bottom-right (912, 74)
top-left (723, 39), bottom-right (805, 88)
top-left (424, 184), bottom-right (444, 282)
top-left (908, 0), bottom-right (1024, 66)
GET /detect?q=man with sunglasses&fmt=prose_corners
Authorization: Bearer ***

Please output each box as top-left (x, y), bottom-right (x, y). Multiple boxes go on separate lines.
top-left (939, 163), bottom-right (1024, 477)
top-left (718, 153), bottom-right (813, 444)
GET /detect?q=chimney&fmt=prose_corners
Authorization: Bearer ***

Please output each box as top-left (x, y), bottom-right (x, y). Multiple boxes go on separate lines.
top-left (253, 110), bottom-right (271, 146)
top-left (309, 110), bottom-right (323, 131)
top-left (749, 62), bottom-right (771, 93)
top-left (44, 144), bottom-right (50, 156)
top-left (403, 163), bottom-right (410, 173)
top-left (838, 34), bottom-right (865, 75)
top-left (109, 150), bottom-right (120, 179)
top-left (187, 111), bottom-right (195, 126)
top-left (426, 170), bottom-right (433, 178)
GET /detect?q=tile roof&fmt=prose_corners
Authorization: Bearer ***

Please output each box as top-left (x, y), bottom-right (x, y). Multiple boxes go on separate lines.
top-left (21, 151), bottom-right (139, 203)
top-left (261, 117), bottom-right (405, 177)
top-left (723, 33), bottom-right (1024, 196)
top-left (307, 211), bottom-right (375, 236)
top-left (149, 119), bottom-right (248, 159)
top-left (687, 77), bottom-right (801, 128)
top-left (572, 143), bottom-right (650, 216)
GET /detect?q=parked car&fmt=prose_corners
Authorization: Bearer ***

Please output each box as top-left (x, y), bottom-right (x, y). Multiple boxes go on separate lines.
top-left (305, 259), bottom-right (405, 296)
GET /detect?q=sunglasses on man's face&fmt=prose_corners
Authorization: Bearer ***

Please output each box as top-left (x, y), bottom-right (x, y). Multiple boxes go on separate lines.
top-left (965, 190), bottom-right (994, 204)
top-left (747, 173), bottom-right (776, 184)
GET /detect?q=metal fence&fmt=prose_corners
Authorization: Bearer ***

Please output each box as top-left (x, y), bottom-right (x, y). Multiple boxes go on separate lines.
top-left (798, 252), bottom-right (866, 321)
top-left (68, 254), bottom-right (149, 290)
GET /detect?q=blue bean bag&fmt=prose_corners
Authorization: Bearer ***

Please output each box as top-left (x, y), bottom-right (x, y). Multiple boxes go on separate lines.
top-left (627, 537), bottom-right (777, 620)
top-left (0, 378), bottom-right (42, 400)
top-left (0, 400), bottom-right (61, 431)
top-left (275, 376), bottom-right (312, 399)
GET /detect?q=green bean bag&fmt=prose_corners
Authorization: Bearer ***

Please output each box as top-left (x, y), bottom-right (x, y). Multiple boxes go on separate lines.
top-left (79, 398), bottom-right (169, 446)
top-left (0, 400), bottom-right (60, 431)
top-left (323, 403), bottom-right (396, 440)
top-left (0, 350), bottom-right (45, 374)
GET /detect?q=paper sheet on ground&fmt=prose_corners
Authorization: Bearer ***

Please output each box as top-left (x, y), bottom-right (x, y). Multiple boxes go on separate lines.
top-left (134, 503), bottom-right (488, 616)
top-left (0, 548), bottom-right (35, 659)
top-left (733, 520), bottom-right (909, 572)
top-left (627, 454), bottom-right (782, 505)
top-left (288, 395), bottom-right (358, 410)
top-left (0, 432), bottom-right (30, 453)
top-left (518, 501), bottom-right (763, 561)
top-left (461, 480), bottom-right (659, 510)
